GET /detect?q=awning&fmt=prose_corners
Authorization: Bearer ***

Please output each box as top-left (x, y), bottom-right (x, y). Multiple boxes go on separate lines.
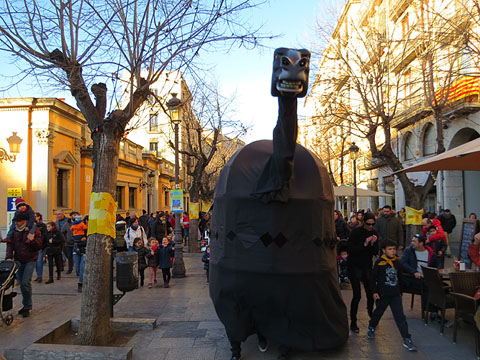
top-left (397, 137), bottom-right (480, 173)
top-left (333, 185), bottom-right (392, 197)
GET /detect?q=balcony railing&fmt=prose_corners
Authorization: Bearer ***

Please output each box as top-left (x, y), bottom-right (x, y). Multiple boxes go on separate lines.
top-left (391, 99), bottom-right (431, 129)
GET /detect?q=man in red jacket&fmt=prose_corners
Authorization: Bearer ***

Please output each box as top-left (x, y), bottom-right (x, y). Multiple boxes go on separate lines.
top-left (5, 212), bottom-right (43, 317)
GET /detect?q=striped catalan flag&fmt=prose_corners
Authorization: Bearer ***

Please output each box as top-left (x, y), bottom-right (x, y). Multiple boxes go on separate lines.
top-left (435, 76), bottom-right (480, 104)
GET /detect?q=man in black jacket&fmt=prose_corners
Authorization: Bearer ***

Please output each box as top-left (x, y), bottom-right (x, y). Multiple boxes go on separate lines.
top-left (347, 212), bottom-right (379, 333)
top-left (437, 209), bottom-right (456, 250)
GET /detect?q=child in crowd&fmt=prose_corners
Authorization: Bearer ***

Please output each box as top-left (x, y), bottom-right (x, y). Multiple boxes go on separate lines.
top-left (6, 198), bottom-right (36, 241)
top-left (367, 239), bottom-right (417, 351)
top-left (158, 237), bottom-right (175, 288)
top-left (133, 237), bottom-right (147, 287)
top-left (146, 238), bottom-right (159, 288)
top-left (202, 245), bottom-right (210, 283)
top-left (70, 214), bottom-right (88, 293)
top-left (337, 250), bottom-right (349, 285)
top-left (426, 226), bottom-right (447, 269)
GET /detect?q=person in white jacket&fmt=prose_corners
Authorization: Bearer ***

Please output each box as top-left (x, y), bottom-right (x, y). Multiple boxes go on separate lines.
top-left (124, 217), bottom-right (147, 251)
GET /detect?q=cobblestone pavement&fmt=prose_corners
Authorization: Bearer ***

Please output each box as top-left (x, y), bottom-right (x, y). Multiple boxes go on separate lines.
top-left (0, 253), bottom-right (477, 360)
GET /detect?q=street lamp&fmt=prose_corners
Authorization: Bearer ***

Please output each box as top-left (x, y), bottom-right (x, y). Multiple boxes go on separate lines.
top-left (0, 132), bottom-right (22, 163)
top-left (167, 93), bottom-right (186, 278)
top-left (349, 142), bottom-right (359, 213)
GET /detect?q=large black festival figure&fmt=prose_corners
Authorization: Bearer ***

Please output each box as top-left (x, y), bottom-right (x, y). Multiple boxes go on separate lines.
top-left (209, 48), bottom-right (349, 359)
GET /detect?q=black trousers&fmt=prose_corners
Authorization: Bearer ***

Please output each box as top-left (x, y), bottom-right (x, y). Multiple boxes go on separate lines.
top-left (161, 268), bottom-right (171, 283)
top-left (48, 253), bottom-right (63, 279)
top-left (369, 294), bottom-right (410, 339)
top-left (348, 266), bottom-right (374, 322)
top-left (139, 268), bottom-right (145, 285)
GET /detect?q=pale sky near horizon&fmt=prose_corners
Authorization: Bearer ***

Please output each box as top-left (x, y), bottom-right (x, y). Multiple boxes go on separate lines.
top-left (215, 0), bottom-right (340, 143)
top-left (0, 0), bottom-right (344, 144)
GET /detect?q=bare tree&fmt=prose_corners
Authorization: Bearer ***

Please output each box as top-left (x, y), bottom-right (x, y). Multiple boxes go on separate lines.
top-left (174, 80), bottom-right (247, 252)
top-left (311, 2), bottom-right (464, 223)
top-left (0, 0), bottom-right (269, 345)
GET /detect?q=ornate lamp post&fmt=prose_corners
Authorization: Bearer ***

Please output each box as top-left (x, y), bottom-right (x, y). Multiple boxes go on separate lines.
top-left (167, 93), bottom-right (186, 278)
top-left (0, 132), bottom-right (22, 163)
top-left (349, 142), bottom-right (359, 213)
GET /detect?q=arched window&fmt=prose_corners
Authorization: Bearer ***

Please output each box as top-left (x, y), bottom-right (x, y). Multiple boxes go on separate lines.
top-left (423, 123), bottom-right (436, 156)
top-left (404, 132), bottom-right (415, 161)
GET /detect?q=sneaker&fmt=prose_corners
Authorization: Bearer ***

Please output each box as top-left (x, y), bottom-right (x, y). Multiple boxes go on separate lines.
top-left (230, 356), bottom-right (241, 360)
top-left (77, 283), bottom-right (83, 293)
top-left (22, 309), bottom-right (31, 318)
top-left (403, 338), bottom-right (417, 351)
top-left (34, 278), bottom-right (42, 283)
top-left (66, 270), bottom-right (72, 274)
top-left (18, 307), bottom-right (27, 315)
top-left (367, 326), bottom-right (375, 339)
top-left (258, 338), bottom-right (269, 352)
top-left (350, 323), bottom-right (359, 333)
top-left (148, 283), bottom-right (152, 288)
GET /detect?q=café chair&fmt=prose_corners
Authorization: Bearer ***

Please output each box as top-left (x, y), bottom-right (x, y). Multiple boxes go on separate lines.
top-left (449, 271), bottom-right (480, 359)
top-left (421, 266), bottom-right (455, 335)
top-left (400, 272), bottom-right (425, 319)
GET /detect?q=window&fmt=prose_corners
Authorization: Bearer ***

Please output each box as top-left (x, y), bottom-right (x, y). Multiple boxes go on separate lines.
top-left (56, 169), bottom-right (68, 207)
top-left (423, 123), bottom-right (436, 156)
top-left (149, 141), bottom-right (158, 155)
top-left (116, 186), bottom-right (124, 209)
top-left (129, 187), bottom-right (136, 208)
top-left (403, 69), bottom-right (412, 106)
top-left (402, 13), bottom-right (409, 38)
top-left (404, 132), bottom-right (415, 160)
top-left (149, 113), bottom-right (159, 131)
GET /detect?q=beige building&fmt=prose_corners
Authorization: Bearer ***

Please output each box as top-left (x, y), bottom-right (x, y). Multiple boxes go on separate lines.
top-left (301, 0), bottom-right (480, 244)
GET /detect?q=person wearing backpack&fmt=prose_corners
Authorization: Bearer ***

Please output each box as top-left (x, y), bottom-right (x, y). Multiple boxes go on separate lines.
top-left (124, 217), bottom-right (147, 252)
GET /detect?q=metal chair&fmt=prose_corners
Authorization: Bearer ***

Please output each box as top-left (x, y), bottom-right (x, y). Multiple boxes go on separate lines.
top-left (421, 266), bottom-right (455, 335)
top-left (449, 271), bottom-right (480, 360)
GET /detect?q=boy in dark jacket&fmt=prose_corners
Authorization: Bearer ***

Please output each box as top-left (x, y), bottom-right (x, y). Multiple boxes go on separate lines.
top-left (367, 240), bottom-right (417, 351)
top-left (133, 237), bottom-right (147, 287)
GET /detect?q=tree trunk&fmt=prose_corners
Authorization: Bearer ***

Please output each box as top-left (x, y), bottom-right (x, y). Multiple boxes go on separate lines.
top-left (77, 129), bottom-right (120, 345)
top-left (189, 218), bottom-right (200, 253)
top-left (403, 186), bottom-right (424, 248)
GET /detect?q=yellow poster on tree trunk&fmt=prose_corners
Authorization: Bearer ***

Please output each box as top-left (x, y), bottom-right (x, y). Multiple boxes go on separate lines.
top-left (88, 192), bottom-right (118, 238)
top-left (190, 202), bottom-right (199, 219)
top-left (405, 206), bottom-right (423, 225)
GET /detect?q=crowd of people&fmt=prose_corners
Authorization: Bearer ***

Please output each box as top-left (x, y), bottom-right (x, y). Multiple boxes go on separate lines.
top-left (336, 205), bottom-right (459, 352)
top-left (1, 198), bottom-right (213, 318)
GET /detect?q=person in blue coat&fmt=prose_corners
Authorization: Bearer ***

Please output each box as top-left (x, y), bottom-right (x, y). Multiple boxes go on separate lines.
top-left (157, 237), bottom-right (175, 288)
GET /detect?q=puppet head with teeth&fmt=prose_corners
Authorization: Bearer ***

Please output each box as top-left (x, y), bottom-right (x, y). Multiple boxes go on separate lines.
top-left (271, 47), bottom-right (311, 98)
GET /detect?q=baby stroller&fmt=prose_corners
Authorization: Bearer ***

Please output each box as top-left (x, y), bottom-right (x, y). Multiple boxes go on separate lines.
top-left (0, 260), bottom-right (19, 325)
top-left (336, 239), bottom-right (349, 288)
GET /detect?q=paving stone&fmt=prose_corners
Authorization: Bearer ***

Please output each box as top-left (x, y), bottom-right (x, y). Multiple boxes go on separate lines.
top-left (1, 254), bottom-right (479, 360)
top-left (165, 347), bottom-right (216, 360)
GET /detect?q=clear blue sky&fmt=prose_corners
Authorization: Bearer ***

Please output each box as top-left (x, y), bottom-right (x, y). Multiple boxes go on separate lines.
top-left (214, 0), bottom-right (338, 143)
top-left (0, 0), bottom-right (344, 143)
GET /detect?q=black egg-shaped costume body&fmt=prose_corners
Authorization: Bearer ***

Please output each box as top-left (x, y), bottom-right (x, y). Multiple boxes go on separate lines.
top-left (209, 140), bottom-right (349, 351)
